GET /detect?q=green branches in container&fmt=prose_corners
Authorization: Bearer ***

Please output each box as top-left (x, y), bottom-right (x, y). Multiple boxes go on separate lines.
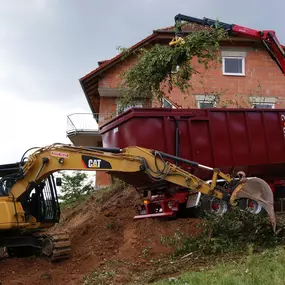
top-left (118, 23), bottom-right (227, 109)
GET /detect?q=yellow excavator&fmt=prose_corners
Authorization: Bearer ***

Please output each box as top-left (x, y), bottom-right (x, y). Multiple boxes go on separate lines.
top-left (0, 143), bottom-right (275, 261)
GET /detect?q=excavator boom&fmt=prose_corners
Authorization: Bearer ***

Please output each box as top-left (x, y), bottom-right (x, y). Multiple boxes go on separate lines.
top-left (2, 144), bottom-right (244, 201)
top-left (0, 143), bottom-right (275, 261)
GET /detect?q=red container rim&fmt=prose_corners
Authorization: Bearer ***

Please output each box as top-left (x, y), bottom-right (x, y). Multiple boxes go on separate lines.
top-left (99, 107), bottom-right (285, 134)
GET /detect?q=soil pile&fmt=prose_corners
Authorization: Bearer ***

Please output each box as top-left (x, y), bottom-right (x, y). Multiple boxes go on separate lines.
top-left (0, 186), bottom-right (203, 285)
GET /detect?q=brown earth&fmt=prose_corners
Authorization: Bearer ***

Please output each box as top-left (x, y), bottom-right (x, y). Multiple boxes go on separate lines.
top-left (0, 186), bottom-right (221, 285)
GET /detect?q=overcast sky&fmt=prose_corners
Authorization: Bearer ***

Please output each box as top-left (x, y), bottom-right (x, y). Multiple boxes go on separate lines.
top-left (1, 0), bottom-right (285, 164)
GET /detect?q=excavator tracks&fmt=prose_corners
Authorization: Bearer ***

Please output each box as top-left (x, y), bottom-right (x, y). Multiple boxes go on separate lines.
top-left (42, 232), bottom-right (71, 262)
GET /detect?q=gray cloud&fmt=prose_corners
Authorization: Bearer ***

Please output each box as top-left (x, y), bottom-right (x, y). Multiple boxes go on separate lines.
top-left (1, 0), bottom-right (284, 105)
top-left (1, 0), bottom-right (284, 163)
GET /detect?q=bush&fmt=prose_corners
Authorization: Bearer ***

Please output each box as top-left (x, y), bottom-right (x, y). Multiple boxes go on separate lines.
top-left (161, 209), bottom-right (285, 256)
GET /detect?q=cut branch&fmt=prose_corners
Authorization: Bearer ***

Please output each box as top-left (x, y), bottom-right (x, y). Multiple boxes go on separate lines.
top-left (117, 23), bottom-right (227, 109)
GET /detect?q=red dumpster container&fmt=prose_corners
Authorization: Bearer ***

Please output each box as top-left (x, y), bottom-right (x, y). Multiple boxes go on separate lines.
top-left (99, 108), bottom-right (285, 181)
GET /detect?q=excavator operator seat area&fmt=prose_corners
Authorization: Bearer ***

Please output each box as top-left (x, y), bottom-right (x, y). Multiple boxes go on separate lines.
top-left (0, 162), bottom-right (20, 196)
top-left (23, 175), bottom-right (61, 224)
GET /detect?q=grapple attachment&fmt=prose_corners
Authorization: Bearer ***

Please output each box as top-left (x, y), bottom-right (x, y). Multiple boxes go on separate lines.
top-left (230, 177), bottom-right (276, 231)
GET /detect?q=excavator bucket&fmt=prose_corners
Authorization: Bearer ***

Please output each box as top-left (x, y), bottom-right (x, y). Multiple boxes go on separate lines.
top-left (231, 177), bottom-right (276, 232)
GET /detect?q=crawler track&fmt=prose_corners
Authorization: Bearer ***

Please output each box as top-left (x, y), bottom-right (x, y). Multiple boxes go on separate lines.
top-left (42, 232), bottom-right (71, 262)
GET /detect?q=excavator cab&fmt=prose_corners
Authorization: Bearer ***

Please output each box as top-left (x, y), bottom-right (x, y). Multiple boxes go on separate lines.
top-left (0, 161), bottom-right (61, 226)
top-left (23, 175), bottom-right (60, 224)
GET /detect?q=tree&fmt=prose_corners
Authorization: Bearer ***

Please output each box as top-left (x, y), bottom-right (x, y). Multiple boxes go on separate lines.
top-left (59, 171), bottom-right (94, 205)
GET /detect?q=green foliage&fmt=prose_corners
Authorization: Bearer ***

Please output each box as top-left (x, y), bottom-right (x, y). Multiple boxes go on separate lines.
top-left (59, 171), bottom-right (94, 206)
top-left (140, 246), bottom-right (152, 258)
top-left (154, 246), bottom-right (285, 285)
top-left (118, 24), bottom-right (227, 109)
top-left (160, 209), bottom-right (285, 257)
top-left (116, 46), bottom-right (129, 53)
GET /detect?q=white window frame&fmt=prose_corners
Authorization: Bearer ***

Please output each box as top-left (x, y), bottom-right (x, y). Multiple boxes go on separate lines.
top-left (197, 101), bottom-right (216, 109)
top-left (252, 102), bottom-right (275, 109)
top-left (249, 96), bottom-right (277, 109)
top-left (195, 95), bottom-right (216, 109)
top-left (162, 97), bottom-right (177, 109)
top-left (116, 100), bottom-right (142, 115)
top-left (222, 56), bottom-right (245, 76)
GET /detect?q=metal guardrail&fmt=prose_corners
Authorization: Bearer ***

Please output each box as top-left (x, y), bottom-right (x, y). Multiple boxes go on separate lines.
top-left (66, 113), bottom-right (116, 135)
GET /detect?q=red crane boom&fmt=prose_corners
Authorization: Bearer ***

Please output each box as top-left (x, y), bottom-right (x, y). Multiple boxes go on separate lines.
top-left (174, 14), bottom-right (285, 75)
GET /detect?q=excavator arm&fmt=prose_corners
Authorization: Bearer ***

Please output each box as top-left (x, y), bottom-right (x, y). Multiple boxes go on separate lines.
top-left (3, 144), bottom-right (233, 201)
top-left (0, 143), bottom-right (274, 226)
top-left (0, 143), bottom-right (275, 261)
top-left (170, 14), bottom-right (285, 75)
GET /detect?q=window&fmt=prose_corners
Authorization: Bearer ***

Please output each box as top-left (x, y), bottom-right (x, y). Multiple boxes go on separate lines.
top-left (249, 96), bottom-right (276, 109)
top-left (162, 97), bottom-right (176, 109)
top-left (252, 103), bottom-right (274, 109)
top-left (222, 56), bottom-right (245, 76)
top-left (116, 101), bottom-right (142, 115)
top-left (163, 99), bottom-right (172, 108)
top-left (198, 101), bottom-right (215, 108)
top-left (195, 95), bottom-right (216, 109)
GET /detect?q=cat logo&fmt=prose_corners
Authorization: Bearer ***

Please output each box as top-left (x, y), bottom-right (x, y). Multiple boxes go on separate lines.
top-left (82, 155), bottom-right (112, 169)
top-left (88, 159), bottom-right (102, 168)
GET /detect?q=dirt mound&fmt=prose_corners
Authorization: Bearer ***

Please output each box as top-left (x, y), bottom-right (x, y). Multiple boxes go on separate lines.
top-left (0, 186), bottom-right (202, 285)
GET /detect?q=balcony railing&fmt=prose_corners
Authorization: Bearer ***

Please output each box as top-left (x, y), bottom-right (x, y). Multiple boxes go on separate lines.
top-left (66, 113), bottom-right (116, 135)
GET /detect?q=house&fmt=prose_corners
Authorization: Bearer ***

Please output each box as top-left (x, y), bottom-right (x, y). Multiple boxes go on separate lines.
top-left (66, 18), bottom-right (285, 187)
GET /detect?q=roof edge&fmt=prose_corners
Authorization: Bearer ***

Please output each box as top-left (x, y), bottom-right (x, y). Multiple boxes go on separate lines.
top-left (79, 78), bottom-right (97, 114)
top-left (80, 32), bottom-right (160, 83)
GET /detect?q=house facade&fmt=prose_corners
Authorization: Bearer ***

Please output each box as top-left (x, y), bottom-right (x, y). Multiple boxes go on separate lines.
top-left (67, 21), bottom-right (285, 187)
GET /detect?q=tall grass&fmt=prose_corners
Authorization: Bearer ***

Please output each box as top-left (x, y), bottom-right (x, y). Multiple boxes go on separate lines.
top-left (154, 246), bottom-right (285, 285)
